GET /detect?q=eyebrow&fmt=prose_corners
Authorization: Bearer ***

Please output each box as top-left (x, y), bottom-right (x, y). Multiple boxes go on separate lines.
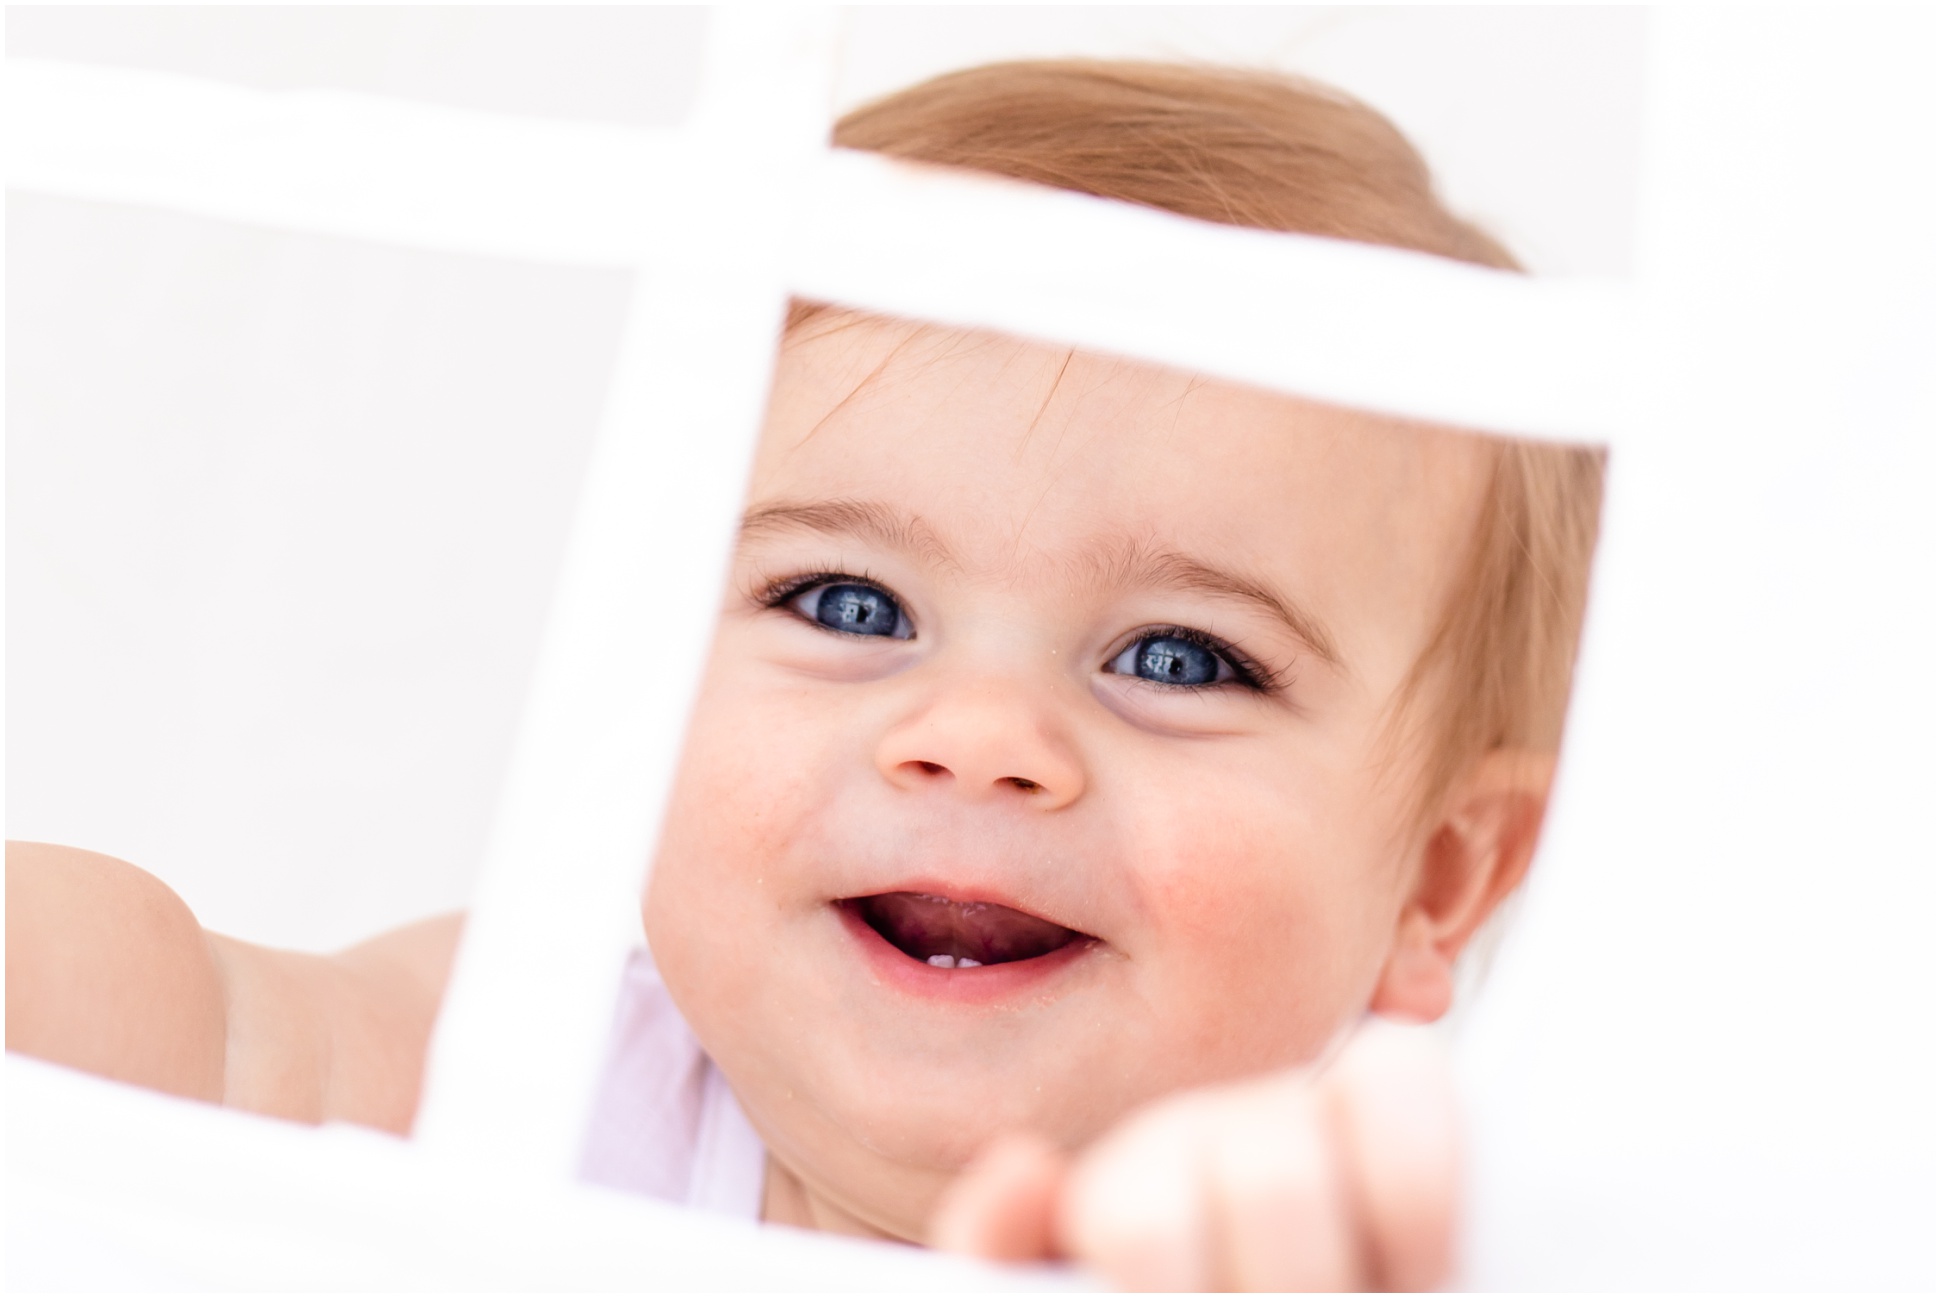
top-left (739, 500), bottom-right (955, 568)
top-left (1089, 542), bottom-right (1343, 667)
top-left (738, 498), bottom-right (1340, 666)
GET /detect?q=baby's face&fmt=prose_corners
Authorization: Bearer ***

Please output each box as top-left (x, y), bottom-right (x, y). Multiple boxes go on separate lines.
top-left (647, 314), bottom-right (1489, 1235)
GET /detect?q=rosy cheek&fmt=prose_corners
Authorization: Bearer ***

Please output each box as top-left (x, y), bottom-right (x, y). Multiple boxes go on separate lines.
top-left (1139, 816), bottom-right (1319, 971)
top-left (674, 691), bottom-right (826, 871)
top-left (1124, 775), bottom-right (1371, 1052)
top-left (652, 678), bottom-right (833, 980)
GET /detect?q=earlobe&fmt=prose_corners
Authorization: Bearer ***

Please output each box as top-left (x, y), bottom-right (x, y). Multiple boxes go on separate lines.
top-left (1369, 910), bottom-right (1453, 1023)
top-left (1370, 749), bottom-right (1554, 1023)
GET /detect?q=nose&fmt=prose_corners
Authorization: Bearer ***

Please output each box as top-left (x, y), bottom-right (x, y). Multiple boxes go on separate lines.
top-left (874, 676), bottom-right (1086, 810)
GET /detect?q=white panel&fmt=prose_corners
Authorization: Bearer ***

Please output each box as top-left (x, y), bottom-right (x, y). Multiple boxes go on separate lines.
top-left (409, 10), bottom-right (842, 1180)
top-left (9, 8), bottom-right (1644, 279)
top-left (1456, 8), bottom-right (1936, 1288)
top-left (6, 56), bottom-right (1630, 443)
top-left (5, 1055), bottom-right (1077, 1290)
top-left (3, 57), bottom-right (680, 266)
top-left (792, 150), bottom-right (1627, 443)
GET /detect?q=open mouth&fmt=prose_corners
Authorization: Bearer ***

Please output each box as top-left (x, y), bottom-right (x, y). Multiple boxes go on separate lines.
top-left (841, 892), bottom-right (1090, 969)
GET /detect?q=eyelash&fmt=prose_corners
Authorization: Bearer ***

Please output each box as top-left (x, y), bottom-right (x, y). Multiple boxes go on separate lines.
top-left (754, 569), bottom-right (1286, 693)
top-left (1113, 623), bottom-right (1281, 693)
top-left (754, 569), bottom-right (901, 614)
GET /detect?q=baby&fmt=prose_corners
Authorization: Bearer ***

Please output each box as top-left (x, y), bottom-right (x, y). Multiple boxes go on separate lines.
top-left (6, 62), bottom-right (1602, 1290)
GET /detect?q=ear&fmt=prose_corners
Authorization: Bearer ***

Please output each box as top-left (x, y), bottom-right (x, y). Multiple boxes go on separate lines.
top-left (1368, 749), bottom-right (1554, 1024)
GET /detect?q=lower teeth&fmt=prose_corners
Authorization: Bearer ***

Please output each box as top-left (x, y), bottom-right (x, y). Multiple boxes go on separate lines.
top-left (925, 954), bottom-right (983, 969)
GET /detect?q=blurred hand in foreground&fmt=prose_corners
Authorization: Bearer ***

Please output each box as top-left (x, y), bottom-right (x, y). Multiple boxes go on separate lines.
top-left (930, 1018), bottom-right (1459, 1292)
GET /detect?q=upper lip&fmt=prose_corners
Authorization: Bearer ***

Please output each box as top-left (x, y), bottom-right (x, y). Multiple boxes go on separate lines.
top-left (832, 875), bottom-right (1100, 941)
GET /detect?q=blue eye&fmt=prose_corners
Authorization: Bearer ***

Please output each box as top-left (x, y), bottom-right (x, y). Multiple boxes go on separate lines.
top-left (1107, 632), bottom-right (1236, 687)
top-left (790, 581), bottom-right (912, 639)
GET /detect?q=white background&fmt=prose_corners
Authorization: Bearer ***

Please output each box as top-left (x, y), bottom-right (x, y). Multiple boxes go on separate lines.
top-left (7, 6), bottom-right (1649, 949)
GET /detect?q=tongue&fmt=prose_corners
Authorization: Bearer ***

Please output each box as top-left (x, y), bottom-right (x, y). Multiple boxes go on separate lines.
top-left (852, 892), bottom-right (1081, 966)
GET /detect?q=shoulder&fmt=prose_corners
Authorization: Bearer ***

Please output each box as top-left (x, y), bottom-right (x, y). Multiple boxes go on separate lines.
top-left (6, 840), bottom-right (228, 1101)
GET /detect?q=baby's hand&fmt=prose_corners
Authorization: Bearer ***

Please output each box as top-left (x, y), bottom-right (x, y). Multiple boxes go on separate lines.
top-left (929, 1019), bottom-right (1459, 1291)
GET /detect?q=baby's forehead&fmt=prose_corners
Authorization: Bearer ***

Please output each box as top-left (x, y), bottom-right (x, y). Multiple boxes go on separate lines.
top-left (763, 313), bottom-right (1484, 535)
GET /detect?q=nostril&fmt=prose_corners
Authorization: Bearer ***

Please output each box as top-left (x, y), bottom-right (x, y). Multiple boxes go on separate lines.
top-left (1007, 777), bottom-right (1040, 793)
top-left (916, 761), bottom-right (947, 776)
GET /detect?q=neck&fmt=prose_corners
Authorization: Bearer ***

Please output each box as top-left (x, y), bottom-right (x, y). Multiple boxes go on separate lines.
top-left (760, 1152), bottom-right (914, 1244)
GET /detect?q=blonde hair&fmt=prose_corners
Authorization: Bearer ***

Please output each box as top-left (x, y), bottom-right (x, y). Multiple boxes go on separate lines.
top-left (799, 60), bottom-right (1604, 819)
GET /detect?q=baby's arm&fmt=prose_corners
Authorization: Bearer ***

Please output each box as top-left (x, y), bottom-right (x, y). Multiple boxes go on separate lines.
top-left (5, 841), bottom-right (461, 1134)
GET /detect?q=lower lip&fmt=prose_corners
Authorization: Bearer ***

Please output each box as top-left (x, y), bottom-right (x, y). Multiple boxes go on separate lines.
top-left (834, 902), bottom-right (1098, 1002)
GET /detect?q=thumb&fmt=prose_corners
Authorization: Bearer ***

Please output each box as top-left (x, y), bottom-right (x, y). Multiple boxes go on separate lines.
top-left (928, 1132), bottom-right (1068, 1262)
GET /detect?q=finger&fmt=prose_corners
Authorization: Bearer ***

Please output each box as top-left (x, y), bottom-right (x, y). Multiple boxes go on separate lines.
top-left (1206, 1083), bottom-right (1359, 1291)
top-left (1057, 1102), bottom-right (1213, 1291)
top-left (1324, 1019), bottom-right (1462, 1291)
top-left (929, 1132), bottom-right (1066, 1262)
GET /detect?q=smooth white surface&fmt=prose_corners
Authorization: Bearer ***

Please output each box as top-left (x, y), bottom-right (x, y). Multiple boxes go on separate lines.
top-left (8, 5), bottom-right (1644, 277)
top-left (411, 8), bottom-right (840, 1181)
top-left (4, 57), bottom-right (680, 267)
top-left (6, 58), bottom-right (1627, 441)
top-left (5, 1054), bottom-right (1074, 1291)
top-left (789, 150), bottom-right (1625, 443)
top-left (1455, 8), bottom-right (1936, 1288)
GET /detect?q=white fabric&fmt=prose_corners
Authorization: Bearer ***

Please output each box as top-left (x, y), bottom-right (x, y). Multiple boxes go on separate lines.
top-left (578, 947), bottom-right (769, 1220)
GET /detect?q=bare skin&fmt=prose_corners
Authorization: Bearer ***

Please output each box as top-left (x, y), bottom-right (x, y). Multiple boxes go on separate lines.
top-left (6, 841), bottom-right (459, 1134)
